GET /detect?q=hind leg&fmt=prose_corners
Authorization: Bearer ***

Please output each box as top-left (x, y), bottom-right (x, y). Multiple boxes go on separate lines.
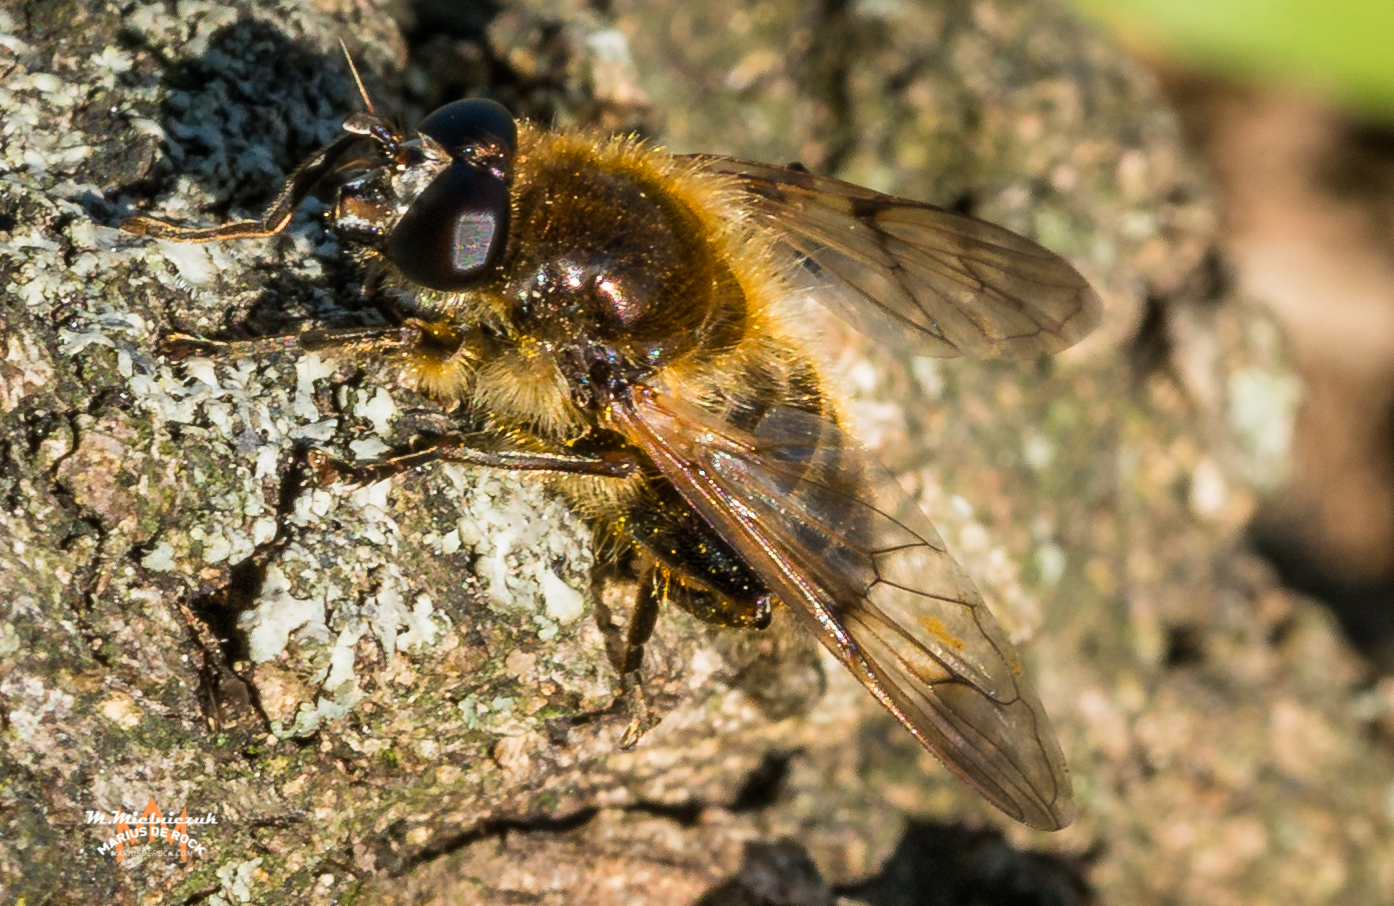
top-left (597, 565), bottom-right (664, 748)
top-left (594, 560), bottom-right (775, 748)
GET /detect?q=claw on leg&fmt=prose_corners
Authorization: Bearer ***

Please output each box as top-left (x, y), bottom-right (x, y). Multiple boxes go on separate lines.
top-left (617, 670), bottom-right (659, 749)
top-left (599, 567), bottom-right (664, 747)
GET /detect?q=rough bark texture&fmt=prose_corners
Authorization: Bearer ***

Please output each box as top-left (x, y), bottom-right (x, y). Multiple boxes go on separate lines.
top-left (1, 1), bottom-right (1391, 904)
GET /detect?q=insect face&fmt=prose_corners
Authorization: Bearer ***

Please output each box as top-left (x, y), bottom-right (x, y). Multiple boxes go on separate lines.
top-left (333, 99), bottom-right (516, 292)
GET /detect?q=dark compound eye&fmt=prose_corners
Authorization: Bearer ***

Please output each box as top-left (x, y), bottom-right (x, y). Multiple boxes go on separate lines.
top-left (383, 100), bottom-right (517, 292)
top-left (418, 98), bottom-right (517, 163)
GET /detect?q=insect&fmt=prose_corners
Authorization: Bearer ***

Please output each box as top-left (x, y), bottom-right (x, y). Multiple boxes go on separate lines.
top-left (124, 65), bottom-right (1098, 830)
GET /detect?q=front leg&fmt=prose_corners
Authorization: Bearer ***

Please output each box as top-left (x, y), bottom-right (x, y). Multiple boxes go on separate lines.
top-left (124, 131), bottom-right (363, 242)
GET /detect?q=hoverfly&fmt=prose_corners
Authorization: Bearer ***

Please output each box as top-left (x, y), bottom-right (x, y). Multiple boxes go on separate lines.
top-left (124, 57), bottom-right (1098, 829)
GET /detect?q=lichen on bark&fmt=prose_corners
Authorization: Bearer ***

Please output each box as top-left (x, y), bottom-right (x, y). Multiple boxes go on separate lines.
top-left (2, 1), bottom-right (1392, 905)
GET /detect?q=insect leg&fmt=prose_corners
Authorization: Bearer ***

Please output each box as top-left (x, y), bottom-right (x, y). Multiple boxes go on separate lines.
top-left (123, 131), bottom-right (364, 241)
top-left (161, 324), bottom-right (424, 362)
top-left (611, 567), bottom-right (662, 748)
top-left (307, 442), bottom-right (640, 486)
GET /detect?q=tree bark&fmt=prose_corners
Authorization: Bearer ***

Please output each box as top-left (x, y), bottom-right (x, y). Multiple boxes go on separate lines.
top-left (1, 1), bottom-right (1390, 904)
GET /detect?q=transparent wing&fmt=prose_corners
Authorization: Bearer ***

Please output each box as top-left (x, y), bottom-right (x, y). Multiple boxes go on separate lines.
top-left (613, 388), bottom-right (1073, 829)
top-left (684, 154), bottom-right (1101, 360)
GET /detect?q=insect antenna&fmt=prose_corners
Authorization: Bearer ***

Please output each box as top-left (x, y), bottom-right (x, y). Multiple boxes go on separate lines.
top-left (339, 39), bottom-right (378, 118)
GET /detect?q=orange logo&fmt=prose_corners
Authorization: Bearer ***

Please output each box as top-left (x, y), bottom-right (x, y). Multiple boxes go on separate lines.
top-left (89, 796), bottom-right (215, 862)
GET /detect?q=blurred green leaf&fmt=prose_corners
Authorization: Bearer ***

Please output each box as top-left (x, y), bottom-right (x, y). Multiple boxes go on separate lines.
top-left (1070, 0), bottom-right (1394, 120)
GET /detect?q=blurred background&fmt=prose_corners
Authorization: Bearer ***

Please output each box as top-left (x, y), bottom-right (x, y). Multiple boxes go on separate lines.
top-left (1069, 0), bottom-right (1394, 670)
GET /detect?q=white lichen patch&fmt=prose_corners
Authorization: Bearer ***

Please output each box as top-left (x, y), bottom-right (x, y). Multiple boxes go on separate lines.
top-left (294, 353), bottom-right (338, 424)
top-left (396, 593), bottom-right (448, 652)
top-left (243, 476), bottom-right (459, 737)
top-left (140, 542), bottom-right (178, 572)
top-left (438, 464), bottom-right (593, 639)
top-left (0, 675), bottom-right (77, 766)
top-left (241, 565), bottom-right (330, 664)
top-left (369, 570), bottom-right (447, 661)
top-left (215, 856), bottom-right (265, 905)
top-left (153, 239), bottom-right (216, 285)
top-left (354, 386), bottom-right (397, 435)
top-left (1, 332), bottom-right (56, 412)
top-left (252, 516), bottom-right (277, 546)
top-left (0, 620), bottom-right (19, 659)
top-left (348, 479), bottom-right (400, 549)
top-left (1227, 366), bottom-right (1300, 491)
top-left (247, 553), bottom-right (447, 739)
top-left (539, 566), bottom-right (585, 625)
top-left (181, 356), bottom-right (221, 392)
top-left (350, 437), bottom-right (393, 461)
top-left (51, 277), bottom-right (357, 577)
top-left (288, 624), bottom-right (367, 735)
